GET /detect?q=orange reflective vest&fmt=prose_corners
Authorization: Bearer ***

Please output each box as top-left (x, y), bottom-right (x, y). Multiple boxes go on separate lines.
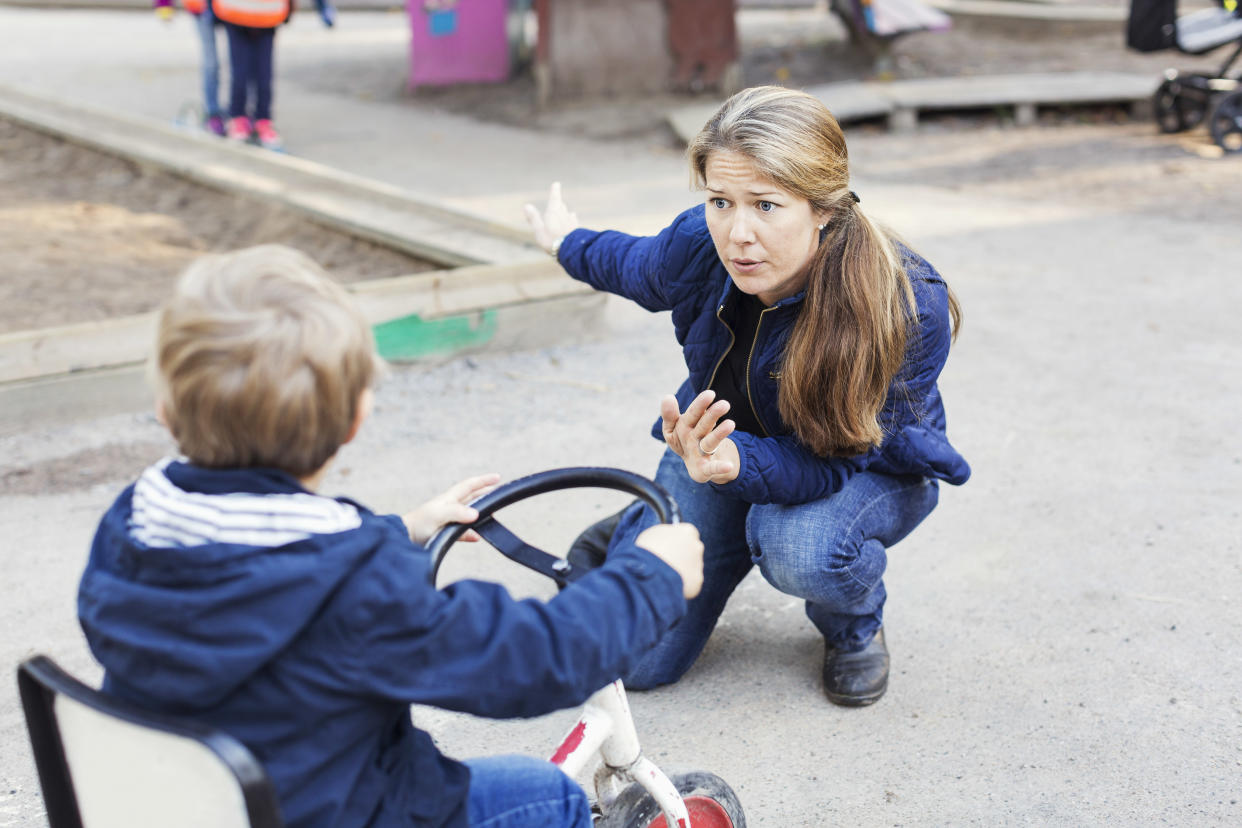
top-left (183, 0), bottom-right (207, 14)
top-left (211, 0), bottom-right (289, 28)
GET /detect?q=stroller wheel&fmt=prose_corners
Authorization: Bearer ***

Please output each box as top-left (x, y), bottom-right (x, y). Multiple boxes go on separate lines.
top-left (1208, 89), bottom-right (1242, 153)
top-left (1154, 79), bottom-right (1187, 132)
top-left (1154, 78), bottom-right (1208, 134)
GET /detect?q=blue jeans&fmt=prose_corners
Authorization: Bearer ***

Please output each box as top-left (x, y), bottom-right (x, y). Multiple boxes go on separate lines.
top-left (224, 23), bottom-right (275, 121)
top-left (612, 449), bottom-right (940, 689)
top-left (194, 8), bottom-right (223, 118)
top-left (465, 755), bottom-right (591, 827)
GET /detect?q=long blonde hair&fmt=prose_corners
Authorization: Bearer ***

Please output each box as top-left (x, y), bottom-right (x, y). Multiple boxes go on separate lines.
top-left (688, 86), bottom-right (960, 456)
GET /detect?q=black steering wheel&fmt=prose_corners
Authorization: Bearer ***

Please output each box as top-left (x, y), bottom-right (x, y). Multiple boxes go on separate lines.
top-left (426, 467), bottom-right (680, 589)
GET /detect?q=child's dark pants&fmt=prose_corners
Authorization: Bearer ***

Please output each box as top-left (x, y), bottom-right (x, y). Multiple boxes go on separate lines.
top-left (224, 23), bottom-right (275, 121)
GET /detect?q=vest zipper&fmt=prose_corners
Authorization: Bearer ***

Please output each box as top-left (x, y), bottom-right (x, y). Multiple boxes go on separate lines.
top-left (705, 302), bottom-right (735, 392)
top-left (746, 308), bottom-right (774, 438)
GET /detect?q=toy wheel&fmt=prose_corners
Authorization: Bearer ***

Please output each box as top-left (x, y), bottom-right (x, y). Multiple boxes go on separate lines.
top-left (1153, 77), bottom-right (1208, 134)
top-left (597, 771), bottom-right (745, 828)
top-left (1208, 89), bottom-right (1242, 153)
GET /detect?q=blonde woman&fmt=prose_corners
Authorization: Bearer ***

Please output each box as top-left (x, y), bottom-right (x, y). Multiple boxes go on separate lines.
top-left (526, 86), bottom-right (970, 706)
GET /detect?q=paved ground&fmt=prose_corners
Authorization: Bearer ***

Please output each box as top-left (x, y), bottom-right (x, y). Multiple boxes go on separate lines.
top-left (2, 4), bottom-right (1242, 827)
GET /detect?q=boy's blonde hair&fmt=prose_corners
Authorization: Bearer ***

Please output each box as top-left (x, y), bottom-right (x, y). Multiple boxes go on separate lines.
top-left (154, 245), bottom-right (380, 478)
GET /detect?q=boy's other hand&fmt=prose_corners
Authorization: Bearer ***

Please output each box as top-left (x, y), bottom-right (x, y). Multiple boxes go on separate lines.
top-left (403, 473), bottom-right (501, 546)
top-left (634, 524), bottom-right (704, 599)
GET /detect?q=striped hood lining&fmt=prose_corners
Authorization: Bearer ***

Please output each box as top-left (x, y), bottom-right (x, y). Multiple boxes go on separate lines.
top-left (130, 458), bottom-right (362, 549)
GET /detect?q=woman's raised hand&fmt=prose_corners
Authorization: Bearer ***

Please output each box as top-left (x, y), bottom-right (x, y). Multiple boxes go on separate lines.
top-left (660, 390), bottom-right (739, 484)
top-left (523, 182), bottom-right (580, 256)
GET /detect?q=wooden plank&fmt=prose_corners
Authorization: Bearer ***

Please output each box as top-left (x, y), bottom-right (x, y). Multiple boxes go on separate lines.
top-left (0, 313), bottom-right (158, 386)
top-left (0, 261), bottom-right (593, 385)
top-left (0, 291), bottom-right (607, 436)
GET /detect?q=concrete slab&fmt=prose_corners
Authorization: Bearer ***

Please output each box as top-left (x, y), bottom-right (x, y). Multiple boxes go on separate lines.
top-left (787, 80), bottom-right (901, 122)
top-left (927, 0), bottom-right (1125, 24)
top-left (883, 70), bottom-right (1157, 128)
top-left (665, 102), bottom-right (721, 146)
top-left (668, 84), bottom-right (895, 143)
top-left (883, 71), bottom-right (1157, 108)
top-left (668, 71), bottom-right (1156, 139)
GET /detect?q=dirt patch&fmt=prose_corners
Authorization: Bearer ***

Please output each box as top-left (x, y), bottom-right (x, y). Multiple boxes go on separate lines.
top-left (0, 118), bottom-right (438, 334)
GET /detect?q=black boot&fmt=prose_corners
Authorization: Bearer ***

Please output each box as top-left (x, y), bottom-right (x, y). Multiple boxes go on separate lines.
top-left (822, 628), bottom-right (889, 707)
top-left (565, 507), bottom-right (627, 572)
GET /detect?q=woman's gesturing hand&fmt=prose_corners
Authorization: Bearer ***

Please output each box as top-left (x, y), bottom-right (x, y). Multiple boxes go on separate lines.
top-left (660, 390), bottom-right (739, 484)
top-left (523, 182), bottom-right (580, 256)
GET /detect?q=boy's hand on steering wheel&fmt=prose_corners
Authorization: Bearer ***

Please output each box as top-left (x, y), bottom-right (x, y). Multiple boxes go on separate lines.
top-left (660, 391), bottom-right (739, 484)
top-left (635, 523), bottom-right (704, 599)
top-left (403, 473), bottom-right (501, 546)
top-left (523, 182), bottom-right (580, 257)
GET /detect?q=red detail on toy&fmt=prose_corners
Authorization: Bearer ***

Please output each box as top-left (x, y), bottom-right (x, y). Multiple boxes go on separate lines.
top-left (645, 796), bottom-right (734, 828)
top-left (549, 720), bottom-right (587, 766)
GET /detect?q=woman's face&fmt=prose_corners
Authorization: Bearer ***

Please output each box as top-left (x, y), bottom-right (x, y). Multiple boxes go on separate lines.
top-left (703, 150), bottom-right (828, 306)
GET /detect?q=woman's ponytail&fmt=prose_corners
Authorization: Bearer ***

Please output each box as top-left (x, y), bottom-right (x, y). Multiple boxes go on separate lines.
top-left (778, 198), bottom-right (914, 457)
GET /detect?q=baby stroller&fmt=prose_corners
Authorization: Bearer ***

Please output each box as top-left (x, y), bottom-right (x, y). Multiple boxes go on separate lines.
top-left (1127, 0), bottom-right (1242, 151)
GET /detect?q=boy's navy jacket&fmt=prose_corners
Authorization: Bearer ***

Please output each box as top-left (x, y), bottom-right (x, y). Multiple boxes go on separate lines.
top-left (558, 205), bottom-right (970, 504)
top-left (78, 460), bottom-right (688, 828)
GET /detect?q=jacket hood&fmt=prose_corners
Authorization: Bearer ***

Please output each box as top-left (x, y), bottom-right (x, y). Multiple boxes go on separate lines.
top-left (79, 460), bottom-right (386, 710)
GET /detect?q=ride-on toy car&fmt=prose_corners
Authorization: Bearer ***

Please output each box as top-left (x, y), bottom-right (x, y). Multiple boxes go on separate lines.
top-left (427, 466), bottom-right (746, 828)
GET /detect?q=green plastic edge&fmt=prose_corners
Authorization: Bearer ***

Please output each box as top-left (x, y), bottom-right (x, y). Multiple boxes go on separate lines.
top-left (373, 310), bottom-right (499, 361)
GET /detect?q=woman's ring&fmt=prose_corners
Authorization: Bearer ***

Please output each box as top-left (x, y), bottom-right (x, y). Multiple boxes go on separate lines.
top-left (699, 440), bottom-right (717, 456)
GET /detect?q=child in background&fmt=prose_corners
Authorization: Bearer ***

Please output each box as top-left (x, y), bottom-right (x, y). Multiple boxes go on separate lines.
top-left (77, 245), bottom-right (704, 828)
top-left (211, 0), bottom-right (289, 149)
top-left (155, 0), bottom-right (226, 136)
top-left (315, 0), bottom-right (337, 28)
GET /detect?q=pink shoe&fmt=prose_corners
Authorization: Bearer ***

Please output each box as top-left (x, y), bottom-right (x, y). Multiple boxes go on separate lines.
top-left (226, 116), bottom-right (252, 142)
top-left (205, 115), bottom-right (226, 137)
top-left (253, 119), bottom-right (283, 151)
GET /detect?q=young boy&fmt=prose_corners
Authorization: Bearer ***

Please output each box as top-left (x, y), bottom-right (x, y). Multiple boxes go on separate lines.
top-left (77, 245), bottom-right (704, 828)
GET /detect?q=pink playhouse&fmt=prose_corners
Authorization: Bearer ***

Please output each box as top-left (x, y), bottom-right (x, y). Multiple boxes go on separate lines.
top-left (405, 0), bottom-right (739, 98)
top-left (408, 0), bottom-right (513, 89)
